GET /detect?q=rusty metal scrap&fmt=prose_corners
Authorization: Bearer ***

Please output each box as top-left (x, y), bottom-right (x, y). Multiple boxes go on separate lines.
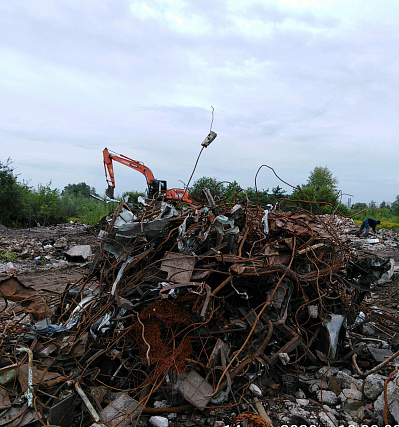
top-left (0, 274), bottom-right (52, 320)
top-left (0, 195), bottom-right (396, 425)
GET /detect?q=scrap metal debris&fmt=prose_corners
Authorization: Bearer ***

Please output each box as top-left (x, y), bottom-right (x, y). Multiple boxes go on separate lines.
top-left (0, 195), bottom-right (398, 426)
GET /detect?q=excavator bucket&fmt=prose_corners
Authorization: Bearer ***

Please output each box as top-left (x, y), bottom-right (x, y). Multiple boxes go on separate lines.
top-left (106, 186), bottom-right (115, 199)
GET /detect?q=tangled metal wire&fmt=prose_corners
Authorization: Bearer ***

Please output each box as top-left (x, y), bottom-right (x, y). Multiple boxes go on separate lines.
top-left (0, 193), bottom-right (395, 426)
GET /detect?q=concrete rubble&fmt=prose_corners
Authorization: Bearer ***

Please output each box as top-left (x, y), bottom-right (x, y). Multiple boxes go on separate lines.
top-left (0, 222), bottom-right (95, 274)
top-left (0, 195), bottom-right (398, 426)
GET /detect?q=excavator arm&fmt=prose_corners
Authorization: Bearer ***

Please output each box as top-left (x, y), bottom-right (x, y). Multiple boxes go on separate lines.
top-left (103, 147), bottom-right (157, 199)
top-left (103, 147), bottom-right (194, 205)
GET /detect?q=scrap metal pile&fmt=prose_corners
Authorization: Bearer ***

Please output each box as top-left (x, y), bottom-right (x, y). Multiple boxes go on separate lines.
top-left (0, 193), bottom-right (397, 426)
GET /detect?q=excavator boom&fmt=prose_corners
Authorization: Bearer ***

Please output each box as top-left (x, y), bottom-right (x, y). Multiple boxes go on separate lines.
top-left (103, 148), bottom-right (155, 186)
top-left (103, 148), bottom-right (157, 199)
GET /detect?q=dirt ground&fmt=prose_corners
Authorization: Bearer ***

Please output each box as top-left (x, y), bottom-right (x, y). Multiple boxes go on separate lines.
top-left (0, 222), bottom-right (101, 295)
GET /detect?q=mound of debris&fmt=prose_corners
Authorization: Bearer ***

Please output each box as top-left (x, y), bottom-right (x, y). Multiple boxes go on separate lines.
top-left (0, 195), bottom-right (398, 427)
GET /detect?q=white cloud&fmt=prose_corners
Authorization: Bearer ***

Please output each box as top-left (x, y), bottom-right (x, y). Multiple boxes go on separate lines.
top-left (0, 0), bottom-right (399, 203)
top-left (128, 0), bottom-right (212, 35)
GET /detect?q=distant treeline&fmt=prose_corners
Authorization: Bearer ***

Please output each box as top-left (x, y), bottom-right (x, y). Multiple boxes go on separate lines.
top-left (1, 159), bottom-right (398, 227)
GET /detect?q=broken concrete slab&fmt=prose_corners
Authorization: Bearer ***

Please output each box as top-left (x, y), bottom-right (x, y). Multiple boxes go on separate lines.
top-left (363, 373), bottom-right (386, 401)
top-left (374, 378), bottom-right (399, 423)
top-left (99, 393), bottom-right (143, 427)
top-left (176, 370), bottom-right (214, 409)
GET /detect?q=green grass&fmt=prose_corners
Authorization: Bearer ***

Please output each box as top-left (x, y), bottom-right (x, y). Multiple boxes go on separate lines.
top-left (0, 251), bottom-right (18, 263)
top-left (353, 219), bottom-right (399, 231)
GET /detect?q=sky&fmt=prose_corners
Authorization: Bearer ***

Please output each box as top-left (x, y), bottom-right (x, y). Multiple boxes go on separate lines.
top-left (1, 0), bottom-right (399, 205)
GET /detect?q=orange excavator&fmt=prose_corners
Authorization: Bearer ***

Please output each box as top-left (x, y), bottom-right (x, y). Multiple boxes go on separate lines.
top-left (103, 148), bottom-right (194, 204)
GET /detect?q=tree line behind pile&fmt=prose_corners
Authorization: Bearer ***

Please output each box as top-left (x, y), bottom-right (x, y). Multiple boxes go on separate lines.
top-left (1, 158), bottom-right (399, 228)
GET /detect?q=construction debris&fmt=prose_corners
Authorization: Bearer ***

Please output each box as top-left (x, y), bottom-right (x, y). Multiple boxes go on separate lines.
top-left (0, 195), bottom-right (398, 426)
top-left (0, 222), bottom-right (95, 275)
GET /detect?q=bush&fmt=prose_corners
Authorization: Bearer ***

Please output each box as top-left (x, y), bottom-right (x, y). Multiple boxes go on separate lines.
top-left (25, 183), bottom-right (63, 226)
top-left (60, 184), bottom-right (117, 225)
top-left (74, 198), bottom-right (117, 224)
top-left (353, 219), bottom-right (399, 231)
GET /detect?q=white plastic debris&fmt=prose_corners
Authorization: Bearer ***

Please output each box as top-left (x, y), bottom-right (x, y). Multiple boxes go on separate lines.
top-left (278, 352), bottom-right (290, 365)
top-left (153, 400), bottom-right (168, 409)
top-left (262, 209), bottom-right (269, 234)
top-left (308, 304), bottom-right (318, 318)
top-left (249, 383), bottom-right (262, 397)
top-left (149, 416), bottom-right (169, 427)
top-left (363, 238), bottom-right (379, 244)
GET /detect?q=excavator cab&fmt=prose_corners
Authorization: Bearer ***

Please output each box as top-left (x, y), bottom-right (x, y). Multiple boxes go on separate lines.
top-left (147, 179), bottom-right (167, 200)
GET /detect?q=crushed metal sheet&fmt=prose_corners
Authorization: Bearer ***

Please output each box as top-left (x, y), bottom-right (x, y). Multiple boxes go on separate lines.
top-left (0, 274), bottom-right (52, 320)
top-left (0, 387), bottom-right (11, 410)
top-left (160, 253), bottom-right (196, 283)
top-left (0, 274), bottom-right (38, 301)
top-left (114, 217), bottom-right (173, 240)
top-left (324, 314), bottom-right (345, 359)
top-left (212, 215), bottom-right (239, 235)
top-left (17, 364), bottom-right (67, 392)
top-left (0, 404), bottom-right (38, 427)
top-left (367, 345), bottom-right (394, 363)
top-left (47, 393), bottom-right (76, 427)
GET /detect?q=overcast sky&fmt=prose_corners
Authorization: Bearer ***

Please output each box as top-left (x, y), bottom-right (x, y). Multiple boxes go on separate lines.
top-left (1, 0), bottom-right (398, 205)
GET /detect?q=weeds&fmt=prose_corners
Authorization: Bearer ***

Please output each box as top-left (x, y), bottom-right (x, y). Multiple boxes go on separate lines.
top-left (0, 251), bottom-right (18, 263)
top-left (353, 219), bottom-right (399, 231)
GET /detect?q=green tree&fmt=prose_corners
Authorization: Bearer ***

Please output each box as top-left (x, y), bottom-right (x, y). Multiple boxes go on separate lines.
top-left (27, 183), bottom-right (62, 226)
top-left (62, 182), bottom-right (96, 198)
top-left (244, 186), bottom-right (287, 207)
top-left (352, 202), bottom-right (368, 211)
top-left (245, 187), bottom-right (265, 206)
top-left (377, 206), bottom-right (394, 221)
top-left (290, 166), bottom-right (341, 214)
top-left (392, 195), bottom-right (399, 216)
top-left (60, 182), bottom-right (103, 222)
top-left (269, 185), bottom-right (287, 206)
top-left (189, 177), bottom-right (225, 199)
top-left (74, 198), bottom-right (117, 224)
top-left (224, 180), bottom-right (243, 202)
top-left (122, 190), bottom-right (146, 205)
top-left (306, 166), bottom-right (338, 191)
top-left (0, 159), bottom-right (27, 226)
top-left (59, 194), bottom-right (78, 218)
top-left (0, 160), bottom-right (120, 227)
